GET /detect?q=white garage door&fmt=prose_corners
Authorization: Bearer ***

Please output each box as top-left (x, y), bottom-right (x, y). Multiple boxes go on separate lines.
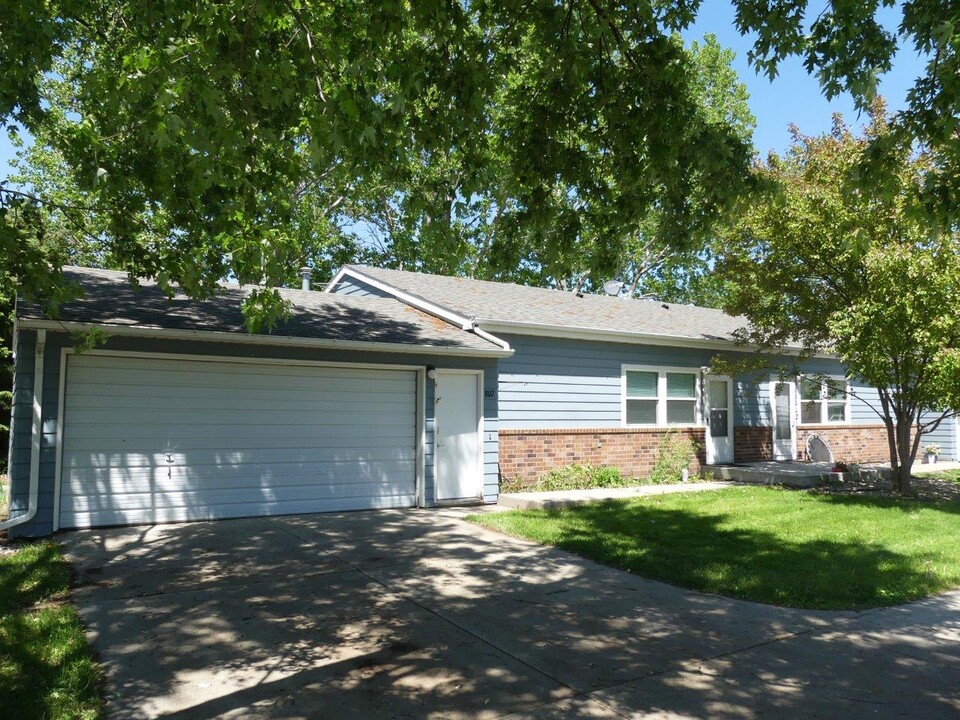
top-left (58, 353), bottom-right (418, 529)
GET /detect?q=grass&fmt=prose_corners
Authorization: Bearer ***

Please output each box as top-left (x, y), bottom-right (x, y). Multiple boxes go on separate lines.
top-left (928, 468), bottom-right (960, 485)
top-left (0, 537), bottom-right (102, 719)
top-left (470, 486), bottom-right (960, 610)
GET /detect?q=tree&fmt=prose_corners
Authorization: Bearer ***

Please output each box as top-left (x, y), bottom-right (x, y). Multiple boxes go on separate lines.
top-left (0, 1), bottom-right (754, 327)
top-left (715, 102), bottom-right (960, 493)
top-left (731, 0), bottom-right (960, 231)
top-left (555, 34), bottom-right (755, 299)
top-left (342, 34), bottom-right (755, 294)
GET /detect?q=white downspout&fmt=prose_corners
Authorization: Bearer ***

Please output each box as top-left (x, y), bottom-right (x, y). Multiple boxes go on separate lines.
top-left (471, 322), bottom-right (511, 352)
top-left (1, 329), bottom-right (45, 532)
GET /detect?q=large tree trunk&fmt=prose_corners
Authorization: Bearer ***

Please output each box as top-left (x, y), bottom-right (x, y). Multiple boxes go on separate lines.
top-left (879, 390), bottom-right (916, 495)
top-left (893, 413), bottom-right (916, 495)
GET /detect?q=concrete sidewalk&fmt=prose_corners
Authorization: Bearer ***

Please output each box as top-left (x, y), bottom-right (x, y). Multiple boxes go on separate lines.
top-left (498, 480), bottom-right (733, 510)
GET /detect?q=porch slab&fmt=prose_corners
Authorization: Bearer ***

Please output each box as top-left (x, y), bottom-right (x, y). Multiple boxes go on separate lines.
top-left (706, 461), bottom-right (892, 488)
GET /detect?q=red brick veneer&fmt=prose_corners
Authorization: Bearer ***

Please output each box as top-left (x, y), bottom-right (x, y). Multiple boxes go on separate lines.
top-left (498, 427), bottom-right (707, 486)
top-left (797, 424), bottom-right (890, 463)
top-left (734, 426), bottom-right (773, 463)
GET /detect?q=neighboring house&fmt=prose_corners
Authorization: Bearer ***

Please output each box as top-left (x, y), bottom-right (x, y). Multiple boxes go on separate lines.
top-left (5, 264), bottom-right (956, 537)
top-left (327, 265), bottom-right (959, 482)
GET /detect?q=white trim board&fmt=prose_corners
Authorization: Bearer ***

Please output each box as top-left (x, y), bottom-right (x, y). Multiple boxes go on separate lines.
top-left (18, 318), bottom-right (512, 358)
top-left (326, 267), bottom-right (474, 330)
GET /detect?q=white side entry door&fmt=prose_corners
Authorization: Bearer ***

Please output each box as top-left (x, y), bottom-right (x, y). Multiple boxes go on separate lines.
top-left (771, 379), bottom-right (797, 461)
top-left (705, 375), bottom-right (734, 464)
top-left (434, 370), bottom-right (483, 502)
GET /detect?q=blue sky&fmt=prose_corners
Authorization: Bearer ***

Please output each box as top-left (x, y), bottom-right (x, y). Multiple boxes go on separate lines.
top-left (0, 3), bottom-right (927, 176)
top-left (684, 2), bottom-right (926, 157)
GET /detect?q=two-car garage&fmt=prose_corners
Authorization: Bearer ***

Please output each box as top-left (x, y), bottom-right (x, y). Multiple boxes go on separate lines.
top-left (57, 353), bottom-right (420, 530)
top-left (5, 266), bottom-right (505, 538)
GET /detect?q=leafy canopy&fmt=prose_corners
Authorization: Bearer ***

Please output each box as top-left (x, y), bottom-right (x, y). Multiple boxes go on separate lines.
top-left (0, 0), bottom-right (754, 328)
top-left (1, 1), bottom-right (958, 322)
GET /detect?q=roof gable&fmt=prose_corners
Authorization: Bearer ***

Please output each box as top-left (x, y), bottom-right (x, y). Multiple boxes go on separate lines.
top-left (331, 265), bottom-right (749, 346)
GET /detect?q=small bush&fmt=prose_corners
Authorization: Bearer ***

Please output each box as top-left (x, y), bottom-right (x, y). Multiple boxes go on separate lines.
top-left (502, 463), bottom-right (641, 493)
top-left (649, 431), bottom-right (700, 485)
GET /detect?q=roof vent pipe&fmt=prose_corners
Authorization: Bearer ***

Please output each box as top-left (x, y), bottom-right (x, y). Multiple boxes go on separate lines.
top-left (300, 267), bottom-right (312, 291)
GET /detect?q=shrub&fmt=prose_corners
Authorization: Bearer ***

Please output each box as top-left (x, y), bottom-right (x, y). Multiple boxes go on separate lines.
top-left (649, 431), bottom-right (700, 485)
top-left (501, 463), bottom-right (638, 493)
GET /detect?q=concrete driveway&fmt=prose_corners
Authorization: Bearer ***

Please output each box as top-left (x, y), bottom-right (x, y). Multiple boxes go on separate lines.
top-left (61, 509), bottom-right (960, 719)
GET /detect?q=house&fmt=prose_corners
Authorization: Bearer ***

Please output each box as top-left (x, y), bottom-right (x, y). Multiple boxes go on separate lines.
top-left (326, 265), bottom-right (959, 480)
top-left (4, 265), bottom-right (956, 537)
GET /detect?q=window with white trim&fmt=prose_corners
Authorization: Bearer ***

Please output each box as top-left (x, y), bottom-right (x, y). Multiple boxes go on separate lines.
top-left (623, 367), bottom-right (699, 426)
top-left (799, 376), bottom-right (848, 424)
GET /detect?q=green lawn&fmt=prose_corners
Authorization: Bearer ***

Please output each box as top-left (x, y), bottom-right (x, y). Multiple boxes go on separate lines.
top-left (928, 468), bottom-right (960, 484)
top-left (470, 486), bottom-right (960, 610)
top-left (0, 539), bottom-right (102, 719)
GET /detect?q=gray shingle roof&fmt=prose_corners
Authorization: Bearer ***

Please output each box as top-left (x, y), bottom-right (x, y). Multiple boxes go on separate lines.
top-left (343, 265), bottom-right (748, 343)
top-left (18, 266), bottom-right (502, 353)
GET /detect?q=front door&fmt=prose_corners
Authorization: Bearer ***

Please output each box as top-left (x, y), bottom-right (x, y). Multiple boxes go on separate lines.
top-left (706, 376), bottom-right (734, 464)
top-left (434, 370), bottom-right (483, 501)
top-left (771, 380), bottom-right (796, 460)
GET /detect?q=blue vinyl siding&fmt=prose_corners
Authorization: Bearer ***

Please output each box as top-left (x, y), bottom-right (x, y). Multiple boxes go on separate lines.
top-left (7, 332), bottom-right (498, 537)
top-left (496, 334), bottom-right (898, 434)
top-left (497, 333), bottom-right (767, 430)
top-left (329, 276), bottom-right (392, 298)
top-left (6, 330), bottom-right (69, 537)
top-left (920, 413), bottom-right (957, 461)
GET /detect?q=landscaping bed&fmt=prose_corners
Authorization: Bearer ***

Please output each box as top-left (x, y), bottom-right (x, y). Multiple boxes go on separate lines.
top-left (0, 500), bottom-right (102, 720)
top-left (470, 486), bottom-right (960, 610)
top-left (812, 468), bottom-right (960, 502)
top-left (499, 463), bottom-right (668, 494)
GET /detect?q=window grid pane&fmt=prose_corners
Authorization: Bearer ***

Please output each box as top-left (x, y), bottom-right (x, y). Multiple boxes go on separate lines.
top-left (626, 371), bottom-right (658, 398)
top-left (666, 372), bottom-right (696, 399)
top-left (667, 400), bottom-right (696, 425)
top-left (827, 401), bottom-right (846, 422)
top-left (799, 377), bottom-right (822, 401)
top-left (626, 399), bottom-right (658, 425)
top-left (801, 401), bottom-right (822, 424)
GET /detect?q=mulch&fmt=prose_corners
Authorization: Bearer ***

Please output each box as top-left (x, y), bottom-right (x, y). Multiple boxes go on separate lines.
top-left (812, 473), bottom-right (960, 502)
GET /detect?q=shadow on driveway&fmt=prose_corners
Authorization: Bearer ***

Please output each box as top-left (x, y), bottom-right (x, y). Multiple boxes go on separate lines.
top-left (60, 509), bottom-right (960, 719)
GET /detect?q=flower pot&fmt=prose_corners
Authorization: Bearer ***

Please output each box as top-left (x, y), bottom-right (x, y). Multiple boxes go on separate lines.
top-left (926, 453), bottom-right (938, 464)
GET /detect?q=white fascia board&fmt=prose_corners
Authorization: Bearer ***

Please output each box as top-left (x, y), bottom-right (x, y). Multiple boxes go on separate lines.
top-left (323, 266), bottom-right (352, 293)
top-left (475, 318), bottom-right (832, 358)
top-left (324, 267), bottom-right (474, 330)
top-left (17, 319), bottom-right (514, 358)
top-left (475, 318), bottom-right (744, 351)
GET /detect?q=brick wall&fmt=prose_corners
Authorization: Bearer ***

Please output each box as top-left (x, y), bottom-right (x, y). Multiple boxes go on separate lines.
top-left (797, 424), bottom-right (890, 463)
top-left (498, 427), bottom-right (706, 486)
top-left (734, 426), bottom-right (773, 463)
